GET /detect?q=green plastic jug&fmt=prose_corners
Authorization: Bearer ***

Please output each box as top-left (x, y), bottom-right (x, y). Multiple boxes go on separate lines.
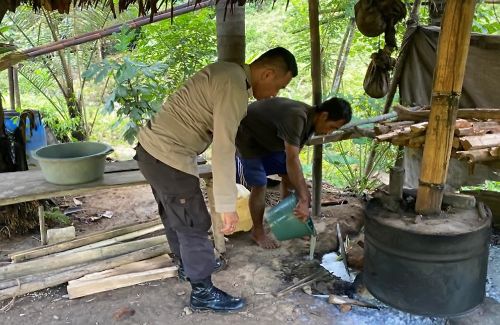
top-left (265, 194), bottom-right (316, 241)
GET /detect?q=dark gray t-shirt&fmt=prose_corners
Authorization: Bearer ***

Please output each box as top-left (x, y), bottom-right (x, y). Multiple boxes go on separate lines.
top-left (236, 97), bottom-right (315, 158)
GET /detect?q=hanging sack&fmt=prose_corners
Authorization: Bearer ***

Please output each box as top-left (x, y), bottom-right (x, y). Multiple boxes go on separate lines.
top-left (363, 49), bottom-right (395, 99)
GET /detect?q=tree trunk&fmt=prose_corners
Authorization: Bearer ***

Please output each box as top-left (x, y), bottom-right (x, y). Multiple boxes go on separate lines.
top-left (331, 18), bottom-right (356, 95)
top-left (216, 1), bottom-right (245, 64)
top-left (43, 9), bottom-right (86, 141)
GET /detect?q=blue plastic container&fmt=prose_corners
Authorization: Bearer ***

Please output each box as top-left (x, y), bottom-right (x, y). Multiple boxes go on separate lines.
top-left (3, 110), bottom-right (47, 164)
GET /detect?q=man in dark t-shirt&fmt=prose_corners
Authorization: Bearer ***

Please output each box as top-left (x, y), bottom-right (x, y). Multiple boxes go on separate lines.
top-left (236, 97), bottom-right (352, 249)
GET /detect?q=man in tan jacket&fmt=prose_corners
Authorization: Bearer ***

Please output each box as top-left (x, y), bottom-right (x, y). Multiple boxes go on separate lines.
top-left (135, 47), bottom-right (297, 312)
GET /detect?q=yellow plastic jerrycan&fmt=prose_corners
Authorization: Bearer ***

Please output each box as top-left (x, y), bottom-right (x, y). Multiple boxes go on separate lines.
top-left (234, 184), bottom-right (253, 232)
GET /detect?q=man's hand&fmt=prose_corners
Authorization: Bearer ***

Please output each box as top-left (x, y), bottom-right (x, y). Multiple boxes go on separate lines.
top-left (220, 211), bottom-right (239, 235)
top-left (294, 198), bottom-right (310, 222)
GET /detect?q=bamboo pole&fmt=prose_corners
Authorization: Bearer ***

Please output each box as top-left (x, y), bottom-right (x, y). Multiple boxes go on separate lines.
top-left (415, 0), bottom-right (476, 215)
top-left (0, 236), bottom-right (167, 280)
top-left (308, 0), bottom-right (323, 218)
top-left (0, 1), bottom-right (212, 71)
top-left (0, 245), bottom-right (168, 301)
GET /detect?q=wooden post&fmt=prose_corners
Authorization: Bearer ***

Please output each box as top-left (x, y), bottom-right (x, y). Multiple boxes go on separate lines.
top-left (38, 205), bottom-right (47, 245)
top-left (216, 1), bottom-right (245, 64)
top-left (205, 178), bottom-right (226, 255)
top-left (415, 0), bottom-right (476, 215)
top-left (308, 0), bottom-right (323, 217)
top-left (8, 67), bottom-right (15, 110)
top-left (13, 66), bottom-right (21, 110)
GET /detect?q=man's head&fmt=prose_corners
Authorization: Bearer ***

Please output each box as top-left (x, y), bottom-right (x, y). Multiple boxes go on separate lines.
top-left (313, 97), bottom-right (352, 135)
top-left (249, 47), bottom-right (298, 100)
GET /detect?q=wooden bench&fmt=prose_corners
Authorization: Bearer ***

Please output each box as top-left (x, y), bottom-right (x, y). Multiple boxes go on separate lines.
top-left (0, 160), bottom-right (226, 254)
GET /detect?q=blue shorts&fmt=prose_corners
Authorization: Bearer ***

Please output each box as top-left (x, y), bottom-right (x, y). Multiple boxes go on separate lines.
top-left (236, 152), bottom-right (287, 187)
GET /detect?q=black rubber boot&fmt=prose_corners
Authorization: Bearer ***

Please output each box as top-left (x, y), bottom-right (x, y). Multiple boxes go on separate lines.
top-left (190, 277), bottom-right (246, 312)
top-left (178, 257), bottom-right (226, 282)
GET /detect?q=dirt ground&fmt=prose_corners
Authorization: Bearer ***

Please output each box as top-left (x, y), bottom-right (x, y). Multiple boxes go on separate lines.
top-left (0, 184), bottom-right (370, 325)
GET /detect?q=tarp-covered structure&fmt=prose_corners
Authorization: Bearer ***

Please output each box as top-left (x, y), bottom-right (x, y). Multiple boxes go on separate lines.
top-left (400, 26), bottom-right (500, 189)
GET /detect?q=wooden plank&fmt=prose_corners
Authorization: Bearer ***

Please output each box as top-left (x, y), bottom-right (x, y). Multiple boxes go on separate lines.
top-left (54, 224), bottom-right (165, 257)
top-left (67, 266), bottom-right (178, 299)
top-left (0, 164), bottom-right (212, 207)
top-left (103, 157), bottom-right (206, 174)
top-left (9, 219), bottom-right (162, 262)
top-left (0, 236), bottom-right (167, 280)
top-left (460, 134), bottom-right (500, 150)
top-left (0, 245), bottom-right (168, 301)
top-left (70, 254), bottom-right (172, 282)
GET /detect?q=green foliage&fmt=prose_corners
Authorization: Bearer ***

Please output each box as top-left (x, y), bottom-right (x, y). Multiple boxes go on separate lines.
top-left (323, 139), bottom-right (394, 195)
top-left (44, 208), bottom-right (71, 226)
top-left (462, 181), bottom-right (500, 192)
top-left (132, 9), bottom-right (217, 96)
top-left (83, 28), bottom-right (168, 143)
top-left (473, 2), bottom-right (500, 35)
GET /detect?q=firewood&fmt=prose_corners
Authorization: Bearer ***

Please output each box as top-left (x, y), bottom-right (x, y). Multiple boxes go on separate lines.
top-left (70, 254), bottom-right (172, 282)
top-left (67, 266), bottom-right (178, 299)
top-left (394, 105), bottom-right (500, 121)
top-left (456, 149), bottom-right (497, 163)
top-left (376, 127), bottom-right (411, 141)
top-left (460, 134), bottom-right (500, 150)
top-left (327, 294), bottom-right (378, 309)
top-left (54, 224), bottom-right (165, 257)
top-left (0, 236), bottom-right (167, 281)
top-left (9, 219), bottom-right (162, 262)
top-left (453, 137), bottom-right (462, 149)
top-left (408, 135), bottom-right (426, 147)
top-left (490, 147), bottom-right (500, 157)
top-left (410, 122), bottom-right (428, 134)
top-left (0, 245), bottom-right (169, 301)
top-left (454, 119), bottom-right (473, 129)
top-left (455, 127), bottom-right (485, 136)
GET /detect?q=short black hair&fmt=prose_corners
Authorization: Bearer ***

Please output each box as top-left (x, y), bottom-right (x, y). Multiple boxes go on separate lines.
top-left (253, 47), bottom-right (298, 77)
top-left (316, 97), bottom-right (352, 123)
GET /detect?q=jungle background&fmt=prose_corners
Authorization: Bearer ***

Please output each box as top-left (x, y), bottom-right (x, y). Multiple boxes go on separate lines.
top-left (0, 0), bottom-right (499, 193)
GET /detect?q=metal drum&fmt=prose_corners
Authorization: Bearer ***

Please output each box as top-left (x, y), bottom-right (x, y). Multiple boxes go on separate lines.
top-left (364, 198), bottom-right (491, 317)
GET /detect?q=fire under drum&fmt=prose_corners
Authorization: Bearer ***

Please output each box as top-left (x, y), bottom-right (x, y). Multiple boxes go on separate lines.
top-left (364, 193), bottom-right (491, 317)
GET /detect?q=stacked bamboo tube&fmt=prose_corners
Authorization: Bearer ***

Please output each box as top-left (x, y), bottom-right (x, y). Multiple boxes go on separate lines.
top-left (0, 219), bottom-right (176, 302)
top-left (375, 105), bottom-right (500, 165)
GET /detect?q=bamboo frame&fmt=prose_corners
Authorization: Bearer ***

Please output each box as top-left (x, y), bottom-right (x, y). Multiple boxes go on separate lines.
top-left (0, 1), bottom-right (212, 71)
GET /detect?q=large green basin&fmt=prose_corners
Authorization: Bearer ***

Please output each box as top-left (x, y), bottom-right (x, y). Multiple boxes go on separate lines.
top-left (32, 142), bottom-right (113, 185)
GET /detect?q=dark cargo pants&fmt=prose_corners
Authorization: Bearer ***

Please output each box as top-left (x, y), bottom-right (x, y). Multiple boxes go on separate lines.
top-left (135, 145), bottom-right (215, 281)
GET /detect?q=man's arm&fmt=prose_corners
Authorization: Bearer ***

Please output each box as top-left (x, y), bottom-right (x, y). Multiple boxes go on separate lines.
top-left (284, 141), bottom-right (311, 221)
top-left (211, 67), bottom-right (248, 233)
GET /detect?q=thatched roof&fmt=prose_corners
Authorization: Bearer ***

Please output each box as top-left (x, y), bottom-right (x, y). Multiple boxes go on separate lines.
top-left (0, 0), bottom-right (235, 23)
